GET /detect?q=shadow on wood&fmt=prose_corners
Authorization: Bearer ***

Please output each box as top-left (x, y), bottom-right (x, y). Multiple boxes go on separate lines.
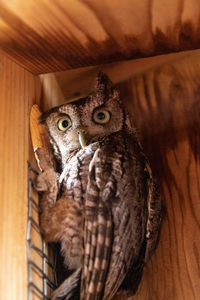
top-left (117, 55), bottom-right (200, 300)
top-left (1, 0), bottom-right (200, 73)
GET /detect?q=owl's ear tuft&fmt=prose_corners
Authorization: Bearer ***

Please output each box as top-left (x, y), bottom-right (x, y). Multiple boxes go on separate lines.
top-left (111, 87), bottom-right (121, 102)
top-left (95, 72), bottom-right (112, 95)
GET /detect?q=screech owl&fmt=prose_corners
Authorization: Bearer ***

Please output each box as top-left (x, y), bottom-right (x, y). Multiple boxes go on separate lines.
top-left (35, 72), bottom-right (162, 300)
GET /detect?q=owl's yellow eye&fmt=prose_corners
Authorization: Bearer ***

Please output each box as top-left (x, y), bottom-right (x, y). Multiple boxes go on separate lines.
top-left (93, 109), bottom-right (110, 124)
top-left (57, 117), bottom-right (72, 131)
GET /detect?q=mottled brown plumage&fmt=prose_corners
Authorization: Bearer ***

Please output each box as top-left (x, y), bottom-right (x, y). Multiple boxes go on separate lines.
top-left (35, 73), bottom-right (162, 300)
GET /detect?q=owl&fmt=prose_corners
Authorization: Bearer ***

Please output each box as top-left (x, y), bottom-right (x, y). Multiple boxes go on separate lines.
top-left (35, 73), bottom-right (162, 300)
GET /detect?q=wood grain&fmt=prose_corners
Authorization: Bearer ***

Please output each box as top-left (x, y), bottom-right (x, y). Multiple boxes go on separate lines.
top-left (0, 0), bottom-right (200, 74)
top-left (0, 54), bottom-right (41, 300)
top-left (117, 55), bottom-right (200, 300)
top-left (40, 53), bottom-right (200, 300)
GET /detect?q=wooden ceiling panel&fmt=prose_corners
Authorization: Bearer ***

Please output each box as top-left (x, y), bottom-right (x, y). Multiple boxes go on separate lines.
top-left (0, 0), bottom-right (200, 74)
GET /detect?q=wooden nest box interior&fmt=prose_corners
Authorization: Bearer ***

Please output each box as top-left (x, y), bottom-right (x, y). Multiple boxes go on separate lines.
top-left (0, 1), bottom-right (200, 300)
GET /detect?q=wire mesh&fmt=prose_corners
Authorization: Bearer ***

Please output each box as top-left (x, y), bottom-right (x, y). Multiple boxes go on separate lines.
top-left (27, 163), bottom-right (57, 300)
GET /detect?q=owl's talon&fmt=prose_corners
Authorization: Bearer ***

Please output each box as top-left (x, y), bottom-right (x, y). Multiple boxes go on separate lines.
top-left (34, 169), bottom-right (60, 194)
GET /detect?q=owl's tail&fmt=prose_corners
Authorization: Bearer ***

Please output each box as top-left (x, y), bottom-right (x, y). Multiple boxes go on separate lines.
top-left (51, 268), bottom-right (81, 300)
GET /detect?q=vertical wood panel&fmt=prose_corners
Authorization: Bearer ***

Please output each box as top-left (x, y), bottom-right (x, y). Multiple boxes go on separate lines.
top-left (0, 54), bottom-right (41, 300)
top-left (118, 56), bottom-right (200, 300)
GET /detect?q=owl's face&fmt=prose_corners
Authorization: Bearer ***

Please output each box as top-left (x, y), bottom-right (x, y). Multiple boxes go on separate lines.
top-left (41, 73), bottom-right (128, 165)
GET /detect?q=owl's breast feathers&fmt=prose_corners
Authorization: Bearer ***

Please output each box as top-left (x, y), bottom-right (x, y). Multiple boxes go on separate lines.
top-left (59, 130), bottom-right (162, 300)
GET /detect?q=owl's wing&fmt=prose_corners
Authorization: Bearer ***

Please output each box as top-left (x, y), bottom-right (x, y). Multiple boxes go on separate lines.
top-left (102, 199), bottom-right (146, 300)
top-left (81, 149), bottom-right (113, 300)
top-left (81, 145), bottom-right (149, 300)
top-left (112, 159), bottom-right (162, 298)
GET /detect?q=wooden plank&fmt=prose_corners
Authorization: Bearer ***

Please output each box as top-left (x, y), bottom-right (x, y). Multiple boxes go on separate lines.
top-left (0, 0), bottom-right (200, 74)
top-left (40, 53), bottom-right (200, 300)
top-left (0, 54), bottom-right (41, 300)
top-left (116, 54), bottom-right (200, 300)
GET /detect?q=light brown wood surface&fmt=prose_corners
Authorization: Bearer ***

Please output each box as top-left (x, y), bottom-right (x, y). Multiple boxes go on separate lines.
top-left (117, 53), bottom-right (200, 300)
top-left (0, 54), bottom-right (41, 300)
top-left (1, 0), bottom-right (200, 74)
top-left (40, 53), bottom-right (200, 300)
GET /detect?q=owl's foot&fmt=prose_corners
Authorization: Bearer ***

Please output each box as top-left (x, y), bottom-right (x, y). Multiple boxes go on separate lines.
top-left (34, 169), bottom-right (59, 193)
top-left (33, 148), bottom-right (58, 189)
top-left (32, 148), bottom-right (60, 205)
top-left (34, 170), bottom-right (59, 208)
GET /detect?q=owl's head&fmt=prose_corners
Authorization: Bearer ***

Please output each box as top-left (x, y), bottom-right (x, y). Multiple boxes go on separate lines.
top-left (41, 73), bottom-right (132, 165)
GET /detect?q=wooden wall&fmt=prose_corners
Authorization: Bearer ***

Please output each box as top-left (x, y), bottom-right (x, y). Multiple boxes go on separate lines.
top-left (120, 54), bottom-right (200, 300)
top-left (0, 50), bottom-right (200, 300)
top-left (0, 54), bottom-right (41, 300)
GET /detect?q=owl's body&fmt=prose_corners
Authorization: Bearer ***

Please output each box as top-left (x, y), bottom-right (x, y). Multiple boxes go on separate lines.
top-left (36, 73), bottom-right (162, 300)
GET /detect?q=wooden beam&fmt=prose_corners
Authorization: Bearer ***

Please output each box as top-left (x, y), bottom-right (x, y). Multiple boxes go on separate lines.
top-left (0, 0), bottom-right (200, 74)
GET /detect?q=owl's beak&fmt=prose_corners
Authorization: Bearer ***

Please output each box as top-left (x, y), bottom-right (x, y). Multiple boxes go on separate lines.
top-left (77, 128), bottom-right (87, 148)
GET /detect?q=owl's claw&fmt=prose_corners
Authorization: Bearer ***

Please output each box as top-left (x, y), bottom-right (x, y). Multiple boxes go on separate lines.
top-left (33, 156), bottom-right (60, 207)
top-left (31, 147), bottom-right (60, 193)
top-left (34, 169), bottom-right (60, 195)
top-left (34, 172), bottom-right (49, 192)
